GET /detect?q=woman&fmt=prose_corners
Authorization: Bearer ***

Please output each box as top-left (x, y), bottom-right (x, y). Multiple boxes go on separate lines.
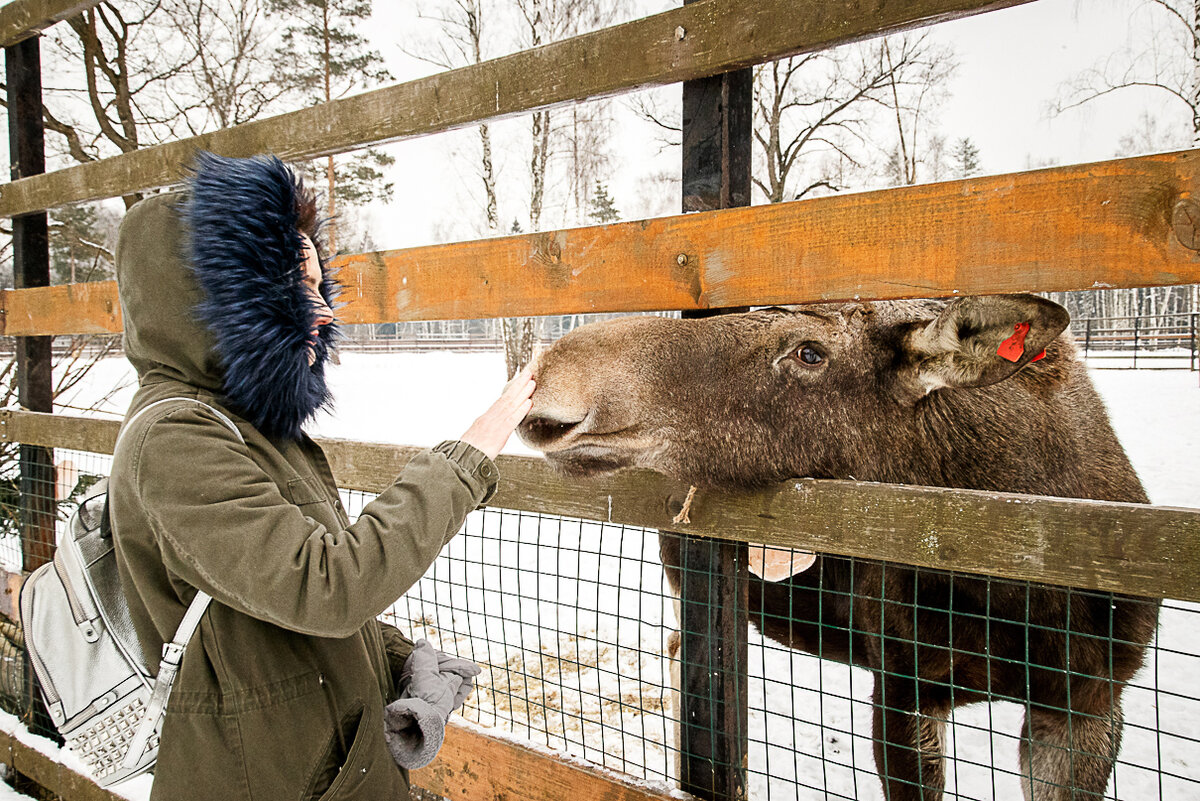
top-left (109, 152), bottom-right (532, 800)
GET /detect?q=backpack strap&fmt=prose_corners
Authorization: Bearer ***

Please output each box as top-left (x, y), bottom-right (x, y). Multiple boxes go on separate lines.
top-left (114, 397), bottom-right (242, 771)
top-left (102, 397), bottom-right (245, 541)
top-left (118, 397), bottom-right (245, 449)
top-left (121, 587), bottom-right (212, 771)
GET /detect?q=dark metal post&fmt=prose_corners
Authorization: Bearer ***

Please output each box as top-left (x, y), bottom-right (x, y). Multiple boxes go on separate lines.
top-left (1084, 318), bottom-right (1091, 359)
top-left (1190, 312), bottom-right (1196, 373)
top-left (1132, 315), bottom-right (1139, 369)
top-left (674, 17), bottom-right (751, 797)
top-left (6, 37), bottom-right (55, 572)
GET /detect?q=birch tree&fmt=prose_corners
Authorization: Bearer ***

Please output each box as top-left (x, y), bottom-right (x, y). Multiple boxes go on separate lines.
top-left (406, 0), bottom-right (500, 233)
top-left (879, 33), bottom-right (958, 187)
top-left (505, 0), bottom-right (626, 376)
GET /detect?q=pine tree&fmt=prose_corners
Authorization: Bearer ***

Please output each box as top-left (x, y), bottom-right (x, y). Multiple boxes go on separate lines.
top-left (588, 182), bottom-right (620, 223)
top-left (49, 205), bottom-right (116, 285)
top-left (953, 137), bottom-right (982, 178)
top-left (269, 0), bottom-right (394, 252)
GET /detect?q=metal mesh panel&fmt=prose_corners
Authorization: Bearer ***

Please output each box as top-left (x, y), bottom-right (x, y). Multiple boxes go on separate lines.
top-left (342, 486), bottom-right (1198, 800)
top-left (0, 452), bottom-right (1195, 798)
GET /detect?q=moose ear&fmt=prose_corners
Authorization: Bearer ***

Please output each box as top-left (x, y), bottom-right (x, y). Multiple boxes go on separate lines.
top-left (904, 294), bottom-right (1070, 394)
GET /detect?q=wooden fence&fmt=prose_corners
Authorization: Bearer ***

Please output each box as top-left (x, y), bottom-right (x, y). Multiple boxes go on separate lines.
top-left (3, 0), bottom-right (1200, 799)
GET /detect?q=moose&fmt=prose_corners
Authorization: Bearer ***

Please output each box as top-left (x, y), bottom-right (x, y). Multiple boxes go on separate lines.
top-left (518, 294), bottom-right (1160, 801)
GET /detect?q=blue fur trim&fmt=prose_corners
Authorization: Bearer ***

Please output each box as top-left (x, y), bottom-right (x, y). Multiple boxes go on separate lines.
top-left (185, 152), bottom-right (340, 440)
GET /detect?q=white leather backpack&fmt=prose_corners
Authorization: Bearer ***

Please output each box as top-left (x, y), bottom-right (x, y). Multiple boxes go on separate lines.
top-left (19, 399), bottom-right (239, 786)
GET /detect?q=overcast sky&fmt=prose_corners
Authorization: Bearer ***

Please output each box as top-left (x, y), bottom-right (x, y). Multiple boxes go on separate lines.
top-left (357, 0), bottom-right (1175, 252)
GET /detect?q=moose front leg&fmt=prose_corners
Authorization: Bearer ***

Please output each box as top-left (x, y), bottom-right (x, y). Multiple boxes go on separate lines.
top-left (871, 672), bottom-right (949, 801)
top-left (1019, 701), bottom-right (1123, 801)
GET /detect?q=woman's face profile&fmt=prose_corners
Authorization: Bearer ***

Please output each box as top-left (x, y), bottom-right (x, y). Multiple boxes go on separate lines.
top-left (299, 232), bottom-right (334, 366)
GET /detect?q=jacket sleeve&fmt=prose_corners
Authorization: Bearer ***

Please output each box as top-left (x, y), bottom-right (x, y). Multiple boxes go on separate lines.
top-left (132, 405), bottom-right (497, 638)
top-left (379, 621), bottom-right (416, 684)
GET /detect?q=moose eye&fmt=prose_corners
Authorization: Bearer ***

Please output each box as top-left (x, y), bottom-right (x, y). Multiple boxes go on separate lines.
top-left (796, 345), bottom-right (824, 366)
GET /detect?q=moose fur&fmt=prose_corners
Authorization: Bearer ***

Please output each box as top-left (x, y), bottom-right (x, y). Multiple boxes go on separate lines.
top-left (518, 295), bottom-right (1160, 801)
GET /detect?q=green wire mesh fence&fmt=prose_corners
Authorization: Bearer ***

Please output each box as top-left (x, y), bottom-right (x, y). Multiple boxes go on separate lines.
top-left (0, 450), bottom-right (1195, 799)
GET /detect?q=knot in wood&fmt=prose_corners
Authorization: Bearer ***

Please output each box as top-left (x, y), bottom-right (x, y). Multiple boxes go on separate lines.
top-left (1171, 198), bottom-right (1200, 251)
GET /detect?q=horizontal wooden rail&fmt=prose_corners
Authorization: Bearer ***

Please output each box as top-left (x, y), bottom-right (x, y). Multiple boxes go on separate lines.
top-left (4, 410), bottom-right (1199, 603)
top-left (5, 149), bottom-right (1200, 336)
top-left (412, 721), bottom-right (685, 801)
top-left (0, 0), bottom-right (100, 47)
top-left (0, 723), bottom-right (123, 801)
top-left (0, 0), bottom-right (1030, 218)
top-left (0, 711), bottom-right (679, 801)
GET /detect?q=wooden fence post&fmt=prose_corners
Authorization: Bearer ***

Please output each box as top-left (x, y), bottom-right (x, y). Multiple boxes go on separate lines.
top-left (5, 35), bottom-right (55, 572)
top-left (5, 33), bottom-right (58, 744)
top-left (673, 14), bottom-right (751, 797)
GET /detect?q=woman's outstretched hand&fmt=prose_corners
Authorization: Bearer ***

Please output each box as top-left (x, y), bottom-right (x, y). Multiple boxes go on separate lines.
top-left (460, 365), bottom-right (535, 460)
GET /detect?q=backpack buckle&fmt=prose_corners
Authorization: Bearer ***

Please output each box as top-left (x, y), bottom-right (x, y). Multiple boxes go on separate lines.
top-left (161, 641), bottom-right (185, 666)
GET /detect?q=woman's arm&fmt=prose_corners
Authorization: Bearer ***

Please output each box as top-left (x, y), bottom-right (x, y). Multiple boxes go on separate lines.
top-left (133, 406), bottom-right (493, 639)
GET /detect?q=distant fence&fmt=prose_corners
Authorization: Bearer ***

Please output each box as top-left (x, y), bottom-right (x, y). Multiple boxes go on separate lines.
top-left (1075, 313), bottom-right (1198, 370)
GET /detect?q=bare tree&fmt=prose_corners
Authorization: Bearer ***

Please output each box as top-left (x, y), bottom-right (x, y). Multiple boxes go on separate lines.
top-left (1055, 0), bottom-right (1200, 143)
top-left (753, 41), bottom-right (931, 203)
top-left (1, 2), bottom-right (200, 206)
top-left (163, 0), bottom-right (293, 134)
top-left (2, 1), bottom-right (293, 199)
top-left (880, 32), bottom-right (958, 187)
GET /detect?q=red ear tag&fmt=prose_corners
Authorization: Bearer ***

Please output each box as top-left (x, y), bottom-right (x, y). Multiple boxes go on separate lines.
top-left (1031, 349), bottom-right (1046, 362)
top-left (997, 322), bottom-right (1031, 363)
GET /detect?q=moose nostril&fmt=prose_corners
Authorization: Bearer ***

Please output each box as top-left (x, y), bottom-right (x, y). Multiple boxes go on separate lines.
top-left (519, 413), bottom-right (584, 447)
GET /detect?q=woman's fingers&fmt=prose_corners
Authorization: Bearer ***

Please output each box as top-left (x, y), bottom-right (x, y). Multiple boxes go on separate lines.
top-left (458, 366), bottom-right (537, 460)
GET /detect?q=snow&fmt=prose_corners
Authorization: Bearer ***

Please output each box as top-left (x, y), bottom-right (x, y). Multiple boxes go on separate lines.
top-left (21, 351), bottom-right (1200, 799)
top-left (0, 709), bottom-right (152, 801)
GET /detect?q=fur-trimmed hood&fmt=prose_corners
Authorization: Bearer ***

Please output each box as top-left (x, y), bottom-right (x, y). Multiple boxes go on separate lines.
top-left (115, 153), bottom-right (339, 440)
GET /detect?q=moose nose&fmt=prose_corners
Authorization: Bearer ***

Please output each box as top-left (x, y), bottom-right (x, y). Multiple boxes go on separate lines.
top-left (517, 412), bottom-right (586, 450)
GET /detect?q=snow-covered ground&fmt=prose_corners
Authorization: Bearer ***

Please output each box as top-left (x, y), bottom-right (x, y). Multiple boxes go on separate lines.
top-left (28, 352), bottom-right (1200, 799)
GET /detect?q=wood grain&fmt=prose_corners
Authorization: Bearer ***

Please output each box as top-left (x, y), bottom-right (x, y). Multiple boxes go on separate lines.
top-left (5, 149), bottom-right (1200, 335)
top-left (412, 721), bottom-right (688, 801)
top-left (0, 725), bottom-right (123, 801)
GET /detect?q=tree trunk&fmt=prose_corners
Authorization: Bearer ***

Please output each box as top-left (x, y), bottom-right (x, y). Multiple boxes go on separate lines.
top-left (502, 317), bottom-right (535, 378)
top-left (1193, 0), bottom-right (1200, 145)
top-left (481, 123), bottom-right (498, 231)
top-left (323, 2), bottom-right (337, 253)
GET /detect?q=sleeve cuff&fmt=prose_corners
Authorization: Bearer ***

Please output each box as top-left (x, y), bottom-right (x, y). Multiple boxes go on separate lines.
top-left (432, 440), bottom-right (499, 504)
top-left (383, 697), bottom-right (447, 770)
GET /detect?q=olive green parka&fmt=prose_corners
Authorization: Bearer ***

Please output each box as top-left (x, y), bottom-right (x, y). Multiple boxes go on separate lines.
top-left (109, 183), bottom-right (496, 800)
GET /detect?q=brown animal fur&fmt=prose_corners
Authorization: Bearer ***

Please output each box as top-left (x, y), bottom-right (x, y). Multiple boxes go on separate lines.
top-left (519, 296), bottom-right (1160, 801)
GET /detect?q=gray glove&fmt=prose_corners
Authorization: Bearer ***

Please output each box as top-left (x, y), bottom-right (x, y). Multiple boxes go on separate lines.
top-left (383, 640), bottom-right (482, 770)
